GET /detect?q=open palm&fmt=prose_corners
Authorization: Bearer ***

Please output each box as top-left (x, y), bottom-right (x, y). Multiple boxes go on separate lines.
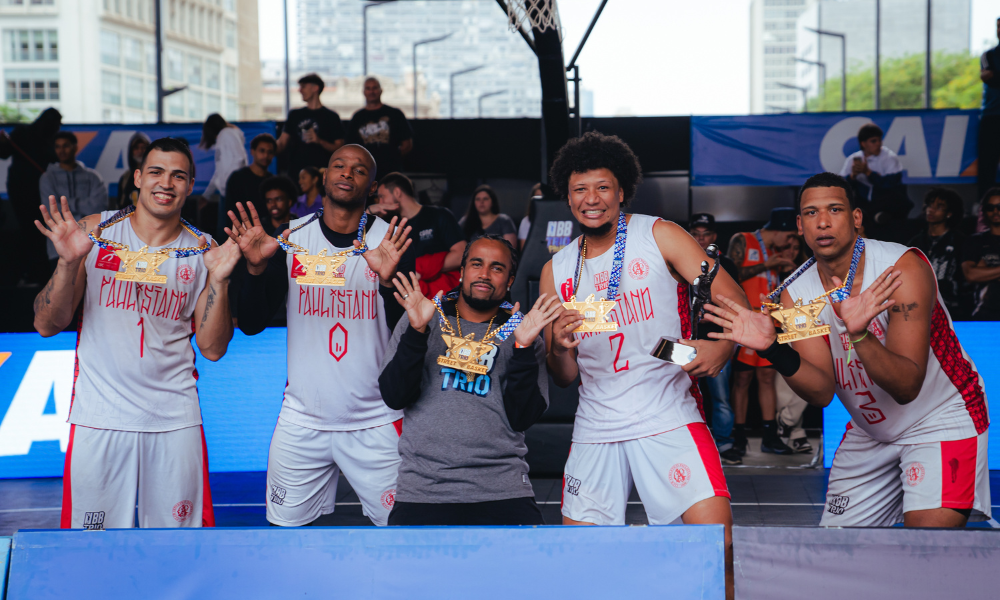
top-left (226, 202), bottom-right (279, 275)
top-left (513, 293), bottom-right (562, 347)
top-left (36, 196), bottom-right (94, 262)
top-left (362, 216), bottom-right (412, 285)
top-left (702, 295), bottom-right (777, 351)
top-left (834, 268), bottom-right (900, 337)
top-left (392, 272), bottom-right (437, 332)
top-left (202, 237), bottom-right (243, 283)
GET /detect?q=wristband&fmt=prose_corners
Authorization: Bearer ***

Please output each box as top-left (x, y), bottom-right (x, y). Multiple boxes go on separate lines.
top-left (514, 341), bottom-right (529, 349)
top-left (849, 331), bottom-right (868, 344)
top-left (757, 340), bottom-right (801, 378)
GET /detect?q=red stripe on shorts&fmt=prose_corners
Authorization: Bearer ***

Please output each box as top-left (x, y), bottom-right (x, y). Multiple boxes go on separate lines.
top-left (60, 424), bottom-right (76, 529)
top-left (687, 423), bottom-right (730, 499)
top-left (200, 426), bottom-right (216, 527)
top-left (940, 436), bottom-right (977, 510)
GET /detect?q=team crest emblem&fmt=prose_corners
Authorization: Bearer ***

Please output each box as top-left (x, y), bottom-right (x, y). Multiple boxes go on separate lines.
top-left (114, 246), bottom-right (168, 284)
top-left (292, 249), bottom-right (349, 286)
top-left (628, 258), bottom-right (649, 280)
top-left (905, 463), bottom-right (925, 486)
top-left (176, 265), bottom-right (195, 285)
top-left (437, 334), bottom-right (493, 375)
top-left (172, 500), bottom-right (194, 523)
top-left (668, 464), bottom-right (691, 488)
top-left (381, 489), bottom-right (396, 510)
top-left (562, 293), bottom-right (617, 333)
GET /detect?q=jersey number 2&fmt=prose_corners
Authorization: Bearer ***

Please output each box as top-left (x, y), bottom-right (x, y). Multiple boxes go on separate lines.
top-left (610, 333), bottom-right (629, 373)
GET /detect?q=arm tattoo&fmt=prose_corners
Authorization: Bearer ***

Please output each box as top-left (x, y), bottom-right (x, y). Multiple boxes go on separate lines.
top-left (33, 267), bottom-right (58, 314)
top-left (200, 284), bottom-right (217, 328)
top-left (728, 234), bottom-right (766, 281)
top-left (890, 302), bottom-right (919, 321)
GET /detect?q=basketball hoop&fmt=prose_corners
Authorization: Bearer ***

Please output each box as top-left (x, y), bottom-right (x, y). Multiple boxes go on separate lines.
top-left (506, 0), bottom-right (560, 34)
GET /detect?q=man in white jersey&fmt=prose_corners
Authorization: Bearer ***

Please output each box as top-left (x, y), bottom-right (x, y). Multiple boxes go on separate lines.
top-left (229, 144), bottom-right (411, 527)
top-left (33, 137), bottom-right (243, 529)
top-left (540, 132), bottom-right (749, 599)
top-left (705, 172), bottom-right (990, 528)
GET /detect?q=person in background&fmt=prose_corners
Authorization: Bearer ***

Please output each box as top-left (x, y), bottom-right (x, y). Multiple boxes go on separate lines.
top-left (292, 166), bottom-right (324, 218)
top-left (962, 188), bottom-right (1000, 320)
top-left (839, 123), bottom-right (911, 242)
top-left (908, 188), bottom-right (968, 319)
top-left (348, 77), bottom-right (413, 176)
top-left (979, 17), bottom-right (1000, 200)
top-left (727, 208), bottom-right (798, 456)
top-left (277, 73), bottom-right (346, 181)
top-left (260, 175), bottom-right (297, 235)
top-left (688, 213), bottom-right (742, 466)
top-left (223, 133), bottom-right (276, 233)
top-left (202, 114), bottom-right (247, 241)
top-left (369, 172), bottom-right (465, 299)
top-left (0, 107), bottom-right (61, 284)
top-left (460, 185), bottom-right (518, 247)
top-left (115, 132), bottom-right (150, 209)
top-left (518, 183), bottom-right (543, 251)
top-left (773, 234), bottom-right (814, 455)
top-left (38, 132), bottom-right (107, 271)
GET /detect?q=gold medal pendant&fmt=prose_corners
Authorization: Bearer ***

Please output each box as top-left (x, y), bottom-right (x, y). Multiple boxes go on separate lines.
top-left (770, 298), bottom-right (831, 343)
top-left (437, 334), bottom-right (494, 375)
top-left (114, 246), bottom-right (169, 284)
top-left (294, 249), bottom-right (350, 287)
top-left (563, 294), bottom-right (618, 333)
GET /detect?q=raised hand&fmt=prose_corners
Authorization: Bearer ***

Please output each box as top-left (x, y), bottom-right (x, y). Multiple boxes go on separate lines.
top-left (392, 272), bottom-right (437, 332)
top-left (202, 236), bottom-right (243, 284)
top-left (35, 195), bottom-right (94, 263)
top-left (362, 216), bottom-right (412, 286)
top-left (834, 267), bottom-right (901, 337)
top-left (513, 293), bottom-right (562, 347)
top-left (226, 202), bottom-right (280, 276)
top-left (703, 294), bottom-right (777, 351)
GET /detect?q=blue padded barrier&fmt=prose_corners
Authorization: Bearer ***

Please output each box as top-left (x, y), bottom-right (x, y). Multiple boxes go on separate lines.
top-left (7, 525), bottom-right (724, 599)
top-left (0, 536), bottom-right (9, 600)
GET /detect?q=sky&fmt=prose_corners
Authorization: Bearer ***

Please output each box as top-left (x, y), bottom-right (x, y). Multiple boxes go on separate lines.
top-left (259, 0), bottom-right (1000, 117)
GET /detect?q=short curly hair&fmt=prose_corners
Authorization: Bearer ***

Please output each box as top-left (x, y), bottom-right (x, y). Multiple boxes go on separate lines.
top-left (549, 132), bottom-right (643, 206)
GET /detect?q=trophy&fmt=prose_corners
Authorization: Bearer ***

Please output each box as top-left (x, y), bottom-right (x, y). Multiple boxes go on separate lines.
top-left (650, 244), bottom-right (721, 365)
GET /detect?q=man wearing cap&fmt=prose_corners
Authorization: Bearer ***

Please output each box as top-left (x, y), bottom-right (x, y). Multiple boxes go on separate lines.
top-left (727, 208), bottom-right (798, 455)
top-left (690, 214), bottom-right (743, 465)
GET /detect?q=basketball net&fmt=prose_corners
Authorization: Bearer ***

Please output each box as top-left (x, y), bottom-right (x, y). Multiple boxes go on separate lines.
top-left (506, 0), bottom-right (561, 34)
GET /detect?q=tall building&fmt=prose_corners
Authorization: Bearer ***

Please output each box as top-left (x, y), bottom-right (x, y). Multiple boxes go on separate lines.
top-left (750, 0), bottom-right (815, 114)
top-left (1, 0), bottom-right (262, 124)
top-left (294, 0), bottom-right (541, 118)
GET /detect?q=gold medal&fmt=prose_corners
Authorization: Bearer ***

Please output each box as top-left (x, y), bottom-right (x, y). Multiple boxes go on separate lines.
top-left (562, 293), bottom-right (618, 333)
top-left (114, 246), bottom-right (169, 284)
top-left (292, 249), bottom-right (350, 287)
top-left (435, 300), bottom-right (500, 376)
top-left (768, 298), bottom-right (831, 343)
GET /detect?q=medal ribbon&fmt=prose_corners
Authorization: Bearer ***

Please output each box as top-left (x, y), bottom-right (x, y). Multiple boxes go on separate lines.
top-left (276, 209), bottom-right (369, 256)
top-left (573, 211), bottom-right (627, 300)
top-left (754, 230), bottom-right (778, 291)
top-left (434, 292), bottom-right (524, 343)
top-left (764, 236), bottom-right (865, 308)
top-left (89, 205), bottom-right (210, 258)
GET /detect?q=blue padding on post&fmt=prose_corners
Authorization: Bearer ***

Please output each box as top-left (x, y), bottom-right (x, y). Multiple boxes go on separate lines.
top-left (0, 536), bottom-right (10, 600)
top-left (7, 526), bottom-right (724, 599)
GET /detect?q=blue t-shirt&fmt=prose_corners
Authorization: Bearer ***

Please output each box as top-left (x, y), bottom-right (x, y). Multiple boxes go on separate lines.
top-left (981, 47), bottom-right (1000, 116)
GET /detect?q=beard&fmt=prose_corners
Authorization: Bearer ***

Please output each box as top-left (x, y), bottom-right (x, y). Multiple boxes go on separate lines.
top-left (461, 285), bottom-right (504, 311)
top-left (579, 221), bottom-right (614, 237)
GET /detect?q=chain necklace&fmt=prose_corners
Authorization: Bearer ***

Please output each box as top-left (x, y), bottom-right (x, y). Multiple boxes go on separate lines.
top-left (762, 236), bottom-right (864, 311)
top-left (433, 292), bottom-right (523, 344)
top-left (433, 293), bottom-right (523, 376)
top-left (278, 209), bottom-right (370, 286)
top-left (564, 211), bottom-right (626, 333)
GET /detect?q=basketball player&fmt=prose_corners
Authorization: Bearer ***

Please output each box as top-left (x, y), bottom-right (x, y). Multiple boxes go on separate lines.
top-left (541, 132), bottom-right (749, 598)
top-left (34, 137), bottom-right (243, 529)
top-left (229, 144), bottom-right (411, 527)
top-left (705, 172), bottom-right (990, 528)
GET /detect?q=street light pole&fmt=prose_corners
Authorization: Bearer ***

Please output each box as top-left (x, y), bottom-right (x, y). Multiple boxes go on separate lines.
top-left (363, 1), bottom-right (394, 77)
top-left (807, 28), bottom-right (846, 112)
top-left (875, 0), bottom-right (881, 110)
top-left (412, 32), bottom-right (454, 118)
top-left (776, 82), bottom-right (810, 113)
top-left (449, 65), bottom-right (485, 118)
top-left (478, 90), bottom-right (506, 118)
top-left (795, 57), bottom-right (826, 106)
top-left (925, 0), bottom-right (932, 108)
top-left (283, 0), bottom-right (290, 116)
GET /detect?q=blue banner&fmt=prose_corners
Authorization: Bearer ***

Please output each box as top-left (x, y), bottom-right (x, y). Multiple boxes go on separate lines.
top-left (0, 121), bottom-right (276, 199)
top-left (691, 110), bottom-right (981, 187)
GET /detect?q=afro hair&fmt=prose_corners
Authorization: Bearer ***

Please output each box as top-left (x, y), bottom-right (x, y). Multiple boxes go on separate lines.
top-left (548, 132), bottom-right (643, 206)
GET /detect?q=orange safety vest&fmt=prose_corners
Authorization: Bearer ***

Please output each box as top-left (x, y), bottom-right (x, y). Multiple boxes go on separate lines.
top-left (736, 231), bottom-right (780, 367)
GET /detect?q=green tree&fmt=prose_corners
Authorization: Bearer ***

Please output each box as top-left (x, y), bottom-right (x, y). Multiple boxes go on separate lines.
top-left (0, 104), bottom-right (29, 124)
top-left (805, 51), bottom-right (981, 112)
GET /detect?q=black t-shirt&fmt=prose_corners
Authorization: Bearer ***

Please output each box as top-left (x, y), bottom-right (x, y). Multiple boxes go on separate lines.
top-left (347, 105), bottom-right (413, 176)
top-left (908, 229), bottom-right (967, 317)
top-left (397, 205), bottom-right (464, 276)
top-left (962, 232), bottom-right (1000, 318)
top-left (224, 167), bottom-right (269, 221)
top-left (283, 106), bottom-right (345, 177)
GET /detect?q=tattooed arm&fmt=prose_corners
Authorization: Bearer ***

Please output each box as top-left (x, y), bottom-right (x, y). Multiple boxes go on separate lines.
top-left (194, 237), bottom-right (242, 361)
top-left (33, 197), bottom-right (96, 337)
top-left (729, 232), bottom-right (792, 281)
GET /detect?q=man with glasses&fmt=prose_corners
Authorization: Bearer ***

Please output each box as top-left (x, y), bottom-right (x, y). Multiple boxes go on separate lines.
top-left (962, 189), bottom-right (1000, 320)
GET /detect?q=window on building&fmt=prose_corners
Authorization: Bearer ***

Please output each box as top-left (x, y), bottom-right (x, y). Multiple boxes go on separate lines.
top-left (101, 30), bottom-right (120, 66)
top-left (4, 68), bottom-right (59, 101)
top-left (188, 55), bottom-right (202, 86)
top-left (167, 90), bottom-right (184, 116)
top-left (225, 65), bottom-right (236, 94)
top-left (187, 90), bottom-right (203, 119)
top-left (126, 75), bottom-right (144, 109)
top-left (103, 108), bottom-right (124, 123)
top-left (167, 48), bottom-right (183, 81)
top-left (49, 80), bottom-right (58, 99)
top-left (224, 0), bottom-right (234, 10)
top-left (226, 97), bottom-right (238, 121)
top-left (224, 20), bottom-right (236, 49)
top-left (3, 30), bottom-right (57, 62)
top-left (145, 41), bottom-right (156, 74)
top-left (102, 70), bottom-right (122, 105)
top-left (147, 78), bottom-right (157, 111)
top-left (125, 37), bottom-right (143, 72)
top-left (206, 93), bottom-right (220, 115)
top-left (205, 60), bottom-right (220, 89)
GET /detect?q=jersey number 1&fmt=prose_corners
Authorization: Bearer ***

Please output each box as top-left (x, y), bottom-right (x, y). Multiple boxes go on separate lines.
top-left (610, 333), bottom-right (629, 373)
top-left (137, 317), bottom-right (145, 358)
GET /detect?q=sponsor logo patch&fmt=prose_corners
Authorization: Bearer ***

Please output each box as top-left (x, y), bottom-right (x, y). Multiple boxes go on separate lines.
top-left (95, 247), bottom-right (122, 271)
top-left (668, 463), bottom-right (691, 488)
top-left (172, 500), bottom-right (194, 523)
top-left (748, 249), bottom-right (760, 262)
top-left (381, 488), bottom-right (396, 510)
top-left (594, 270), bottom-right (609, 292)
top-left (565, 475), bottom-right (581, 496)
top-left (419, 228), bottom-right (434, 242)
top-left (827, 495), bottom-right (850, 515)
top-left (905, 462), bottom-right (925, 486)
top-left (176, 265), bottom-right (195, 285)
top-left (290, 255), bottom-right (307, 278)
top-left (560, 278), bottom-right (574, 302)
top-left (270, 485), bottom-right (287, 506)
top-left (83, 511), bottom-right (106, 530)
top-left (628, 258), bottom-right (649, 280)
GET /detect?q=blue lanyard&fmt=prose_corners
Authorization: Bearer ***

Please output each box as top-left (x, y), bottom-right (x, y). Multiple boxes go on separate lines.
top-left (89, 205), bottom-right (209, 258)
top-left (434, 292), bottom-right (524, 343)
top-left (766, 236), bottom-right (865, 306)
top-left (573, 211), bottom-right (628, 300)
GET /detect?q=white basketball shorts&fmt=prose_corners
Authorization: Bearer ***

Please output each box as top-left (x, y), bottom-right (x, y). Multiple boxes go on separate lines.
top-left (61, 424), bottom-right (213, 529)
top-left (561, 422), bottom-right (731, 525)
top-left (821, 424), bottom-right (991, 526)
top-left (266, 419), bottom-right (402, 527)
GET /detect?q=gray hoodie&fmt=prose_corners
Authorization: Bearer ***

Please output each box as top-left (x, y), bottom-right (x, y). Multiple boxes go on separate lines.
top-left (39, 161), bottom-right (107, 259)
